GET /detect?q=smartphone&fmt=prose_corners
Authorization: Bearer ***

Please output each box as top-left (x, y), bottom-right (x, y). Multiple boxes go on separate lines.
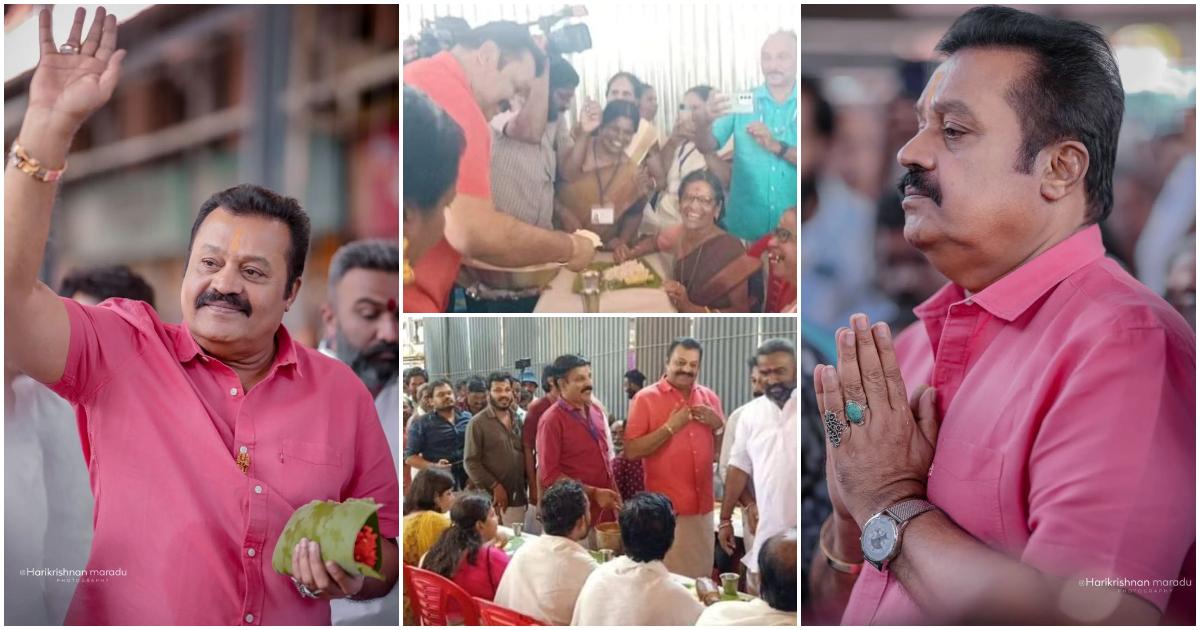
top-left (730, 91), bottom-right (755, 115)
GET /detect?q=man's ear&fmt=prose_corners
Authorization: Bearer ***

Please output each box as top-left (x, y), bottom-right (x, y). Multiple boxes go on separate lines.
top-left (1039, 140), bottom-right (1089, 204)
top-left (320, 301), bottom-right (336, 345)
top-left (284, 277), bottom-right (303, 312)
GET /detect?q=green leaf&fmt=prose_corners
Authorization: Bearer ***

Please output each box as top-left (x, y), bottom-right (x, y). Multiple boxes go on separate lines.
top-left (272, 498), bottom-right (384, 580)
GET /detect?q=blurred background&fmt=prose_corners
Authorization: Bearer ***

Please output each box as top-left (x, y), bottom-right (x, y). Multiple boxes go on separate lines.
top-left (402, 2), bottom-right (799, 146)
top-left (800, 4), bottom-right (1196, 357)
top-left (3, 4), bottom-right (400, 346)
top-left (404, 316), bottom-right (797, 422)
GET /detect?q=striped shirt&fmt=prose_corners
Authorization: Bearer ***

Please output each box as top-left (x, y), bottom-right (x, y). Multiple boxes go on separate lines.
top-left (490, 113), bottom-right (573, 229)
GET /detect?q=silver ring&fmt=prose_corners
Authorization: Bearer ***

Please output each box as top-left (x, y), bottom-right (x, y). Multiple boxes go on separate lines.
top-left (58, 43), bottom-right (79, 55)
top-left (824, 409), bottom-right (848, 448)
top-left (292, 577), bottom-right (322, 599)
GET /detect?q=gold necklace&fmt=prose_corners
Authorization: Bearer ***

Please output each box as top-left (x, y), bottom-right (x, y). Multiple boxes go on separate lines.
top-left (403, 238), bottom-right (415, 284)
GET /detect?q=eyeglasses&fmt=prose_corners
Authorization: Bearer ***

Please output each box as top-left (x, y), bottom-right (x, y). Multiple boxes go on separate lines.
top-left (681, 195), bottom-right (717, 207)
top-left (772, 227), bottom-right (793, 244)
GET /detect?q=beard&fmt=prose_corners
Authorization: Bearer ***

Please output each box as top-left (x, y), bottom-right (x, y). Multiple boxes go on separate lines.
top-left (333, 328), bottom-right (399, 395)
top-left (489, 394), bottom-right (512, 410)
top-left (765, 382), bottom-right (796, 407)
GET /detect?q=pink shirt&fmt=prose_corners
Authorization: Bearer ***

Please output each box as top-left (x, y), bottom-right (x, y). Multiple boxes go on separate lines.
top-left (626, 378), bottom-right (724, 515)
top-left (842, 225), bottom-right (1196, 624)
top-left (49, 298), bottom-right (400, 625)
top-left (453, 545), bottom-right (510, 602)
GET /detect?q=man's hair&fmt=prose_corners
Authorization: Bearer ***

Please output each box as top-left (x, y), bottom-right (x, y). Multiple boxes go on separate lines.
top-left (624, 369), bottom-right (646, 388)
top-left (755, 338), bottom-right (796, 362)
top-left (486, 371), bottom-right (512, 390)
top-left (404, 467), bottom-right (455, 514)
top-left (466, 375), bottom-right (488, 394)
top-left (540, 479), bottom-right (589, 537)
top-left (619, 492), bottom-right (675, 562)
top-left (455, 21), bottom-right (546, 76)
top-left (328, 240), bottom-right (399, 298)
top-left (667, 336), bottom-right (704, 361)
top-left (427, 378), bottom-right (453, 395)
top-left (455, 378), bottom-right (468, 390)
top-left (800, 75), bottom-right (835, 141)
top-left (404, 86), bottom-right (465, 213)
top-left (758, 530), bottom-right (798, 612)
top-left (685, 84), bottom-right (714, 102)
top-left (188, 185), bottom-right (311, 298)
top-left (404, 367), bottom-right (429, 387)
top-left (551, 354), bottom-right (591, 389)
top-left (541, 364), bottom-right (560, 392)
top-left (59, 264), bottom-right (155, 308)
top-left (549, 55), bottom-right (580, 90)
top-left (606, 71), bottom-right (645, 100)
top-left (935, 5), bottom-right (1124, 224)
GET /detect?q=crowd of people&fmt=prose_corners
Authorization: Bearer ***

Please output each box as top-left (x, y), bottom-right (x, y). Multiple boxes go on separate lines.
top-left (401, 337), bottom-right (799, 625)
top-left (403, 18), bottom-right (797, 313)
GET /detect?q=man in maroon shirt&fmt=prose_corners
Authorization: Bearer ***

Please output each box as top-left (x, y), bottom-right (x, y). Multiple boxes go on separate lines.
top-left (536, 354), bottom-right (622, 546)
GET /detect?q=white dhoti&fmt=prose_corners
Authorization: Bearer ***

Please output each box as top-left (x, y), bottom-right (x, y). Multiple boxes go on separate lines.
top-left (663, 511), bottom-right (715, 579)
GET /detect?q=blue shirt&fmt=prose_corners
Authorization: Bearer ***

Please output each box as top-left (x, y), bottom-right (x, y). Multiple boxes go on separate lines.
top-left (404, 409), bottom-right (471, 488)
top-left (710, 84), bottom-right (798, 241)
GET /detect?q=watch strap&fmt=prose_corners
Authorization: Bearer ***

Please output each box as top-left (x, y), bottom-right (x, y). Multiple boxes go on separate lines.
top-left (775, 141), bottom-right (790, 158)
top-left (884, 498), bottom-right (937, 524)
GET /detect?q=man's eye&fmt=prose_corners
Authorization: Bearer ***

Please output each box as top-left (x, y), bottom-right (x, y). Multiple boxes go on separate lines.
top-left (943, 127), bottom-right (965, 140)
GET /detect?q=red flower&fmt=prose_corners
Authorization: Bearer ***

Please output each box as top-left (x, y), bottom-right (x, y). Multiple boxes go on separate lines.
top-left (353, 524), bottom-right (378, 568)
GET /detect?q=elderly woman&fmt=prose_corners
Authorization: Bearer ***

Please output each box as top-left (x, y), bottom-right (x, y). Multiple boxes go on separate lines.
top-left (558, 100), bottom-right (657, 258)
top-left (624, 170), bottom-right (760, 312)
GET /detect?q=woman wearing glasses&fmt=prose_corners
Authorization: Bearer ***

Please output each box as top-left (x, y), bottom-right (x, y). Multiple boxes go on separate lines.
top-left (625, 170), bottom-right (760, 312)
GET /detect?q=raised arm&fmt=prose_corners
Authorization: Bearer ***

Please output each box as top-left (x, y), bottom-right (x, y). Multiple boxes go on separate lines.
top-left (6, 7), bottom-right (125, 385)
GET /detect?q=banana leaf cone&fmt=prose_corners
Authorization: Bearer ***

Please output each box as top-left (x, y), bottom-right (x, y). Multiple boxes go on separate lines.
top-left (272, 498), bottom-right (384, 581)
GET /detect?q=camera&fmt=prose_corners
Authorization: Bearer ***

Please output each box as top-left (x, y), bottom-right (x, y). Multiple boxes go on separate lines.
top-left (408, 5), bottom-right (591, 63)
top-left (515, 358), bottom-right (532, 371)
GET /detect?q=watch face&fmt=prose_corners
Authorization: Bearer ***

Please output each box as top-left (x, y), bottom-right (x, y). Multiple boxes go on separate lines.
top-left (862, 516), bottom-right (899, 563)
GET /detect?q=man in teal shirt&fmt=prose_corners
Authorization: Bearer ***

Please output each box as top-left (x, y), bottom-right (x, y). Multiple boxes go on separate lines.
top-left (695, 31), bottom-right (798, 242)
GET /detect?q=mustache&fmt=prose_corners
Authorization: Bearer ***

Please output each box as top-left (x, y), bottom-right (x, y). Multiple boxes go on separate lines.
top-left (359, 340), bottom-right (399, 365)
top-left (673, 371), bottom-right (696, 378)
top-left (897, 167), bottom-right (942, 206)
top-left (195, 289), bottom-right (251, 316)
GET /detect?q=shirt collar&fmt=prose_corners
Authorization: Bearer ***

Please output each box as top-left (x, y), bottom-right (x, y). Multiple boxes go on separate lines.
top-left (914, 224), bottom-right (1105, 324)
top-left (754, 83), bottom-right (797, 106)
top-left (173, 324), bottom-right (303, 378)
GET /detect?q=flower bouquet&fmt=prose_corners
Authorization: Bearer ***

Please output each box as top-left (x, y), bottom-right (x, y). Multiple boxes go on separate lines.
top-left (272, 498), bottom-right (384, 580)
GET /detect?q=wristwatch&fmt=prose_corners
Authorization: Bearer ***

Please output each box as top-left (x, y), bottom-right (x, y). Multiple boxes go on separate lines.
top-left (774, 141), bottom-right (791, 159)
top-left (860, 498), bottom-right (938, 571)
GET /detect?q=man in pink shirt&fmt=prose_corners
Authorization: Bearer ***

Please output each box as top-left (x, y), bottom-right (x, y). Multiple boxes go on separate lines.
top-left (5, 8), bottom-right (398, 624)
top-left (536, 354), bottom-right (623, 545)
top-left (807, 6), bottom-right (1194, 626)
top-left (625, 337), bottom-right (724, 578)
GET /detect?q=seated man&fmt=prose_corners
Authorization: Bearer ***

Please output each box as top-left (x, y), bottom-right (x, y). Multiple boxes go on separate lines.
top-left (571, 492), bottom-right (704, 625)
top-left (697, 530), bottom-right (797, 626)
top-left (493, 479), bottom-right (597, 624)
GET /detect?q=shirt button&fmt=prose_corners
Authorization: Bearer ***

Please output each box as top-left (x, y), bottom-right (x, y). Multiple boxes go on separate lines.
top-left (230, 388), bottom-right (239, 396)
top-left (247, 547), bottom-right (256, 557)
top-left (239, 446), bottom-right (248, 454)
top-left (245, 613), bottom-right (254, 623)
top-left (254, 485), bottom-right (263, 494)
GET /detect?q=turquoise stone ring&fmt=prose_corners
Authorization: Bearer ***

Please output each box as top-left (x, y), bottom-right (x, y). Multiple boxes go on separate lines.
top-left (846, 401), bottom-right (867, 424)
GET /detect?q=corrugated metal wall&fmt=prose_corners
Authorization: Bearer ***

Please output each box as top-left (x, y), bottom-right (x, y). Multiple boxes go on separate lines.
top-left (421, 316), bottom-right (796, 419)
top-left (402, 2), bottom-right (799, 136)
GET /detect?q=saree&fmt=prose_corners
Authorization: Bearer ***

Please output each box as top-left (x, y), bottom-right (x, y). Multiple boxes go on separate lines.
top-left (558, 140), bottom-right (645, 244)
top-left (671, 229), bottom-right (761, 309)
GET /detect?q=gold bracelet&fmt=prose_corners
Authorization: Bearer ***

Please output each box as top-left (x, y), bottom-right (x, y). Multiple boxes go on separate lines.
top-left (819, 517), bottom-right (863, 575)
top-left (8, 140), bottom-right (66, 182)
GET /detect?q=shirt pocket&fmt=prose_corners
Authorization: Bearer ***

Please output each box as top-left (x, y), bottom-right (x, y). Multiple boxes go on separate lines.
top-left (280, 439), bottom-right (344, 468)
top-left (927, 437), bottom-right (1006, 547)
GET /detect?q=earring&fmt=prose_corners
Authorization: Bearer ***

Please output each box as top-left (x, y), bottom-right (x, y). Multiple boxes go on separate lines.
top-left (403, 238), bottom-right (415, 284)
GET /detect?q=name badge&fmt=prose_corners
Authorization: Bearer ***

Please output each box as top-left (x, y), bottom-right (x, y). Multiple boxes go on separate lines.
top-left (591, 206), bottom-right (615, 225)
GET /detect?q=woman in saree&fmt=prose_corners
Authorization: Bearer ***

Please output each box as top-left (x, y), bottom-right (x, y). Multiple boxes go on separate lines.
top-left (558, 100), bottom-right (657, 259)
top-left (623, 170), bottom-right (761, 312)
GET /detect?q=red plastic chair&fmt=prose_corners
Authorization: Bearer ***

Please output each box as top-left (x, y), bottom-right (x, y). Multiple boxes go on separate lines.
top-left (475, 597), bottom-right (549, 626)
top-left (404, 564), bottom-right (481, 626)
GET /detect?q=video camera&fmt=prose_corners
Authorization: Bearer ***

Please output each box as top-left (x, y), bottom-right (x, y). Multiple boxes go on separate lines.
top-left (409, 5), bottom-right (591, 62)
